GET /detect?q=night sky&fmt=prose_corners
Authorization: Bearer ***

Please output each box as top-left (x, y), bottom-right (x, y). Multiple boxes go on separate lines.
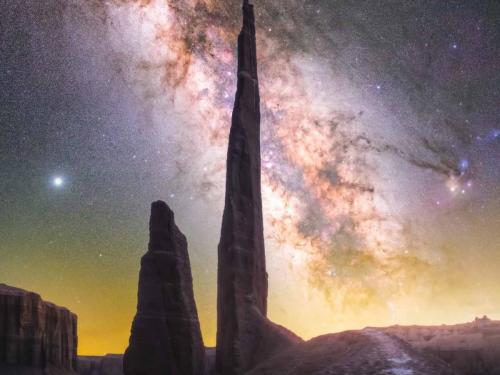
top-left (1, 0), bottom-right (499, 355)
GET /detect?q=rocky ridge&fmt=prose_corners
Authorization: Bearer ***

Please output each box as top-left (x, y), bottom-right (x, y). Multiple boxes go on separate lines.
top-left (246, 329), bottom-right (457, 375)
top-left (380, 317), bottom-right (500, 375)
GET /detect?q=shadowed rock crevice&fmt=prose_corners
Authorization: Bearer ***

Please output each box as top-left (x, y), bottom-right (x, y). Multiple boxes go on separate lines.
top-left (123, 201), bottom-right (205, 375)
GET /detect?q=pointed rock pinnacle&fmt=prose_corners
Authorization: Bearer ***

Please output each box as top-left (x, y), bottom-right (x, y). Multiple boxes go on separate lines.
top-left (215, 2), bottom-right (302, 375)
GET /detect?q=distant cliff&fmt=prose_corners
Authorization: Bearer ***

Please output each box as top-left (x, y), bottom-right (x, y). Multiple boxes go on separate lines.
top-left (78, 354), bottom-right (123, 375)
top-left (0, 284), bottom-right (78, 374)
top-left (379, 317), bottom-right (500, 375)
top-left (77, 349), bottom-right (215, 375)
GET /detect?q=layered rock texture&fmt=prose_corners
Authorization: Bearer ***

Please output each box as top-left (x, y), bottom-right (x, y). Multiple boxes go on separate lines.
top-left (0, 284), bottom-right (77, 374)
top-left (381, 317), bottom-right (500, 375)
top-left (215, 1), bottom-right (302, 375)
top-left (123, 201), bottom-right (205, 375)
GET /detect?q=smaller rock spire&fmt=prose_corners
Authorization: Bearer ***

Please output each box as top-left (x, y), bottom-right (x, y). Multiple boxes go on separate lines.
top-left (124, 201), bottom-right (205, 375)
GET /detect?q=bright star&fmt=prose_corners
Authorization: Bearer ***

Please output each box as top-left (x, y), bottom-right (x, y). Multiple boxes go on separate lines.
top-left (446, 176), bottom-right (459, 193)
top-left (52, 176), bottom-right (64, 188)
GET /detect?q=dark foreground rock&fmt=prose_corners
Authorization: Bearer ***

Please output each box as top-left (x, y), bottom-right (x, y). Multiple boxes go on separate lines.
top-left (123, 201), bottom-right (205, 375)
top-left (246, 329), bottom-right (458, 375)
top-left (381, 317), bottom-right (500, 375)
top-left (215, 1), bottom-right (302, 374)
top-left (0, 284), bottom-right (78, 374)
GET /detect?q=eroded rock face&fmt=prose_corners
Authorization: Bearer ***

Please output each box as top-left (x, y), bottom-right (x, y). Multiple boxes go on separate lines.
top-left (0, 284), bottom-right (78, 374)
top-left (123, 201), bottom-right (205, 375)
top-left (380, 318), bottom-right (500, 375)
top-left (215, 2), bottom-right (302, 374)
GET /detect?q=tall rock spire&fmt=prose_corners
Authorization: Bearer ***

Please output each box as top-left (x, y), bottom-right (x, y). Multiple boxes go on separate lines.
top-left (215, 2), bottom-right (302, 375)
top-left (124, 201), bottom-right (205, 375)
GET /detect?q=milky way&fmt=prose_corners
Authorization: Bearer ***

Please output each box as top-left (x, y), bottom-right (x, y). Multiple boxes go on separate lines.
top-left (1, 0), bottom-right (499, 354)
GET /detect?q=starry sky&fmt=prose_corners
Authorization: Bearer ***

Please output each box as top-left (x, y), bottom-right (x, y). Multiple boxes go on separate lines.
top-left (1, 0), bottom-right (499, 356)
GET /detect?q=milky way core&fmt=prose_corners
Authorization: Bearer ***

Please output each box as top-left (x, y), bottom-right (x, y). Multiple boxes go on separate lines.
top-left (1, 0), bottom-right (499, 354)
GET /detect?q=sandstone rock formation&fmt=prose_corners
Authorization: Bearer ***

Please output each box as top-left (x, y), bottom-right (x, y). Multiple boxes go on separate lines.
top-left (215, 1), bottom-right (302, 375)
top-left (0, 283), bottom-right (78, 374)
top-left (380, 317), bottom-right (500, 375)
top-left (246, 329), bottom-right (458, 375)
top-left (123, 201), bottom-right (205, 375)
